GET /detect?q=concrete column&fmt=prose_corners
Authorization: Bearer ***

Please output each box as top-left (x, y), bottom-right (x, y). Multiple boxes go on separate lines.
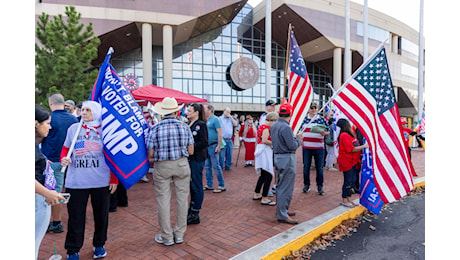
top-left (392, 34), bottom-right (399, 53)
top-left (333, 47), bottom-right (342, 90)
top-left (142, 23), bottom-right (152, 86)
top-left (163, 25), bottom-right (173, 89)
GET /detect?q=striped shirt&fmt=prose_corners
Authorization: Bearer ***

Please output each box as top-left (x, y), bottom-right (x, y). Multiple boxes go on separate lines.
top-left (146, 116), bottom-right (194, 162)
top-left (301, 115), bottom-right (327, 149)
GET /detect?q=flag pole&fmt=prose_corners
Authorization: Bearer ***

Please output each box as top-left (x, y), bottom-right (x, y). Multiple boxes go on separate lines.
top-left (282, 23), bottom-right (291, 103)
top-left (61, 118), bottom-right (83, 173)
top-left (61, 47), bottom-right (114, 173)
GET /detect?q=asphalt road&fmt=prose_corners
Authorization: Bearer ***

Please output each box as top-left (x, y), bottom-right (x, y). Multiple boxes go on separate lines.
top-left (311, 193), bottom-right (425, 260)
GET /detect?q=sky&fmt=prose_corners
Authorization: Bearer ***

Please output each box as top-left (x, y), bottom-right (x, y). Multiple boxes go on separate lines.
top-left (247, 0), bottom-right (421, 31)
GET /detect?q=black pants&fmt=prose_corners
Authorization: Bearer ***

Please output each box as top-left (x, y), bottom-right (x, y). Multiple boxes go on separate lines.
top-left (65, 187), bottom-right (110, 255)
top-left (255, 169), bottom-right (273, 197)
top-left (110, 182), bottom-right (128, 211)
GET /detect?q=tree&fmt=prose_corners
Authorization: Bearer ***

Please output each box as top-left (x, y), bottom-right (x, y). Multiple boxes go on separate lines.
top-left (35, 6), bottom-right (100, 105)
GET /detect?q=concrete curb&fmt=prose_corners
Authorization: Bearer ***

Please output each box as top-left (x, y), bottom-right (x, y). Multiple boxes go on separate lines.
top-left (230, 176), bottom-right (425, 260)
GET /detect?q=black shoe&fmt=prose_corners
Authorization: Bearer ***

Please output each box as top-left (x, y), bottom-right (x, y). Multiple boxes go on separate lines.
top-left (187, 212), bottom-right (200, 225)
top-left (317, 187), bottom-right (325, 195)
top-left (302, 185), bottom-right (310, 193)
top-left (47, 222), bottom-right (64, 233)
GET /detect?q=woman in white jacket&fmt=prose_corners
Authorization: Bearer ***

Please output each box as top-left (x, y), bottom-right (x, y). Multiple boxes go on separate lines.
top-left (253, 112), bottom-right (279, 206)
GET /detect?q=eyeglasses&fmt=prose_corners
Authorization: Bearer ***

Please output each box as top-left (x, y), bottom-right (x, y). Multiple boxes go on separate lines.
top-left (310, 107), bottom-right (317, 109)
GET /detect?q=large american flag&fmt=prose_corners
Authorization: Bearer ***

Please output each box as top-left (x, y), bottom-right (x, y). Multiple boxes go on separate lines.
top-left (288, 30), bottom-right (313, 135)
top-left (332, 46), bottom-right (414, 203)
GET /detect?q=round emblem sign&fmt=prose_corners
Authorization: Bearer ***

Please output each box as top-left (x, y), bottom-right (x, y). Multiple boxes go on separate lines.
top-left (229, 57), bottom-right (259, 90)
top-left (123, 73), bottom-right (140, 90)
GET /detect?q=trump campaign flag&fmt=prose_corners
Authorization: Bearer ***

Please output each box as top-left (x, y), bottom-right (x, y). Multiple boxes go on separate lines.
top-left (288, 29), bottom-right (313, 134)
top-left (359, 140), bottom-right (384, 215)
top-left (332, 46), bottom-right (414, 203)
top-left (89, 48), bottom-right (150, 189)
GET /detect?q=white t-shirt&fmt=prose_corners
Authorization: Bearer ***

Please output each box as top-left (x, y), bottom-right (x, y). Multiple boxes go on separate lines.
top-left (63, 123), bottom-right (111, 189)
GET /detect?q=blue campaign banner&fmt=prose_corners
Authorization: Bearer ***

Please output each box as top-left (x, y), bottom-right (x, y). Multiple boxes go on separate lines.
top-left (89, 48), bottom-right (150, 189)
top-left (359, 141), bottom-right (385, 215)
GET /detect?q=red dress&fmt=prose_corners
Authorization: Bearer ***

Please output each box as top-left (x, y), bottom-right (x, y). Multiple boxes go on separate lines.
top-left (240, 123), bottom-right (256, 161)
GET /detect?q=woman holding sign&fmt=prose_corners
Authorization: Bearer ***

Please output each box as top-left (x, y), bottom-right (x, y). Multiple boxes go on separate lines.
top-left (60, 101), bottom-right (118, 260)
top-left (336, 119), bottom-right (368, 208)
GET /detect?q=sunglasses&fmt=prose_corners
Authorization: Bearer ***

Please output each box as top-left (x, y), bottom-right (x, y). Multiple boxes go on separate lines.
top-left (310, 106), bottom-right (317, 109)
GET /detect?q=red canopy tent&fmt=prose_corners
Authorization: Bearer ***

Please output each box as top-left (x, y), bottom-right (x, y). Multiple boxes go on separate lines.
top-left (131, 84), bottom-right (207, 105)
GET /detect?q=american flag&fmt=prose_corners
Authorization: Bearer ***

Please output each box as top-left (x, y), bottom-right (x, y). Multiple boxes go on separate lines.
top-left (74, 140), bottom-right (102, 156)
top-left (288, 30), bottom-right (313, 135)
top-left (332, 46), bottom-right (414, 203)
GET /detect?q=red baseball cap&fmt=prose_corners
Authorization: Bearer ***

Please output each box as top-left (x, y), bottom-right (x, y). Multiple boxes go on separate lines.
top-left (400, 117), bottom-right (407, 124)
top-left (279, 103), bottom-right (292, 115)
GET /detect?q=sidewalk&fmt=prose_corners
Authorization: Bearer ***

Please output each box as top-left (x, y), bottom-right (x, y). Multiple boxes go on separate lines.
top-left (38, 148), bottom-right (425, 260)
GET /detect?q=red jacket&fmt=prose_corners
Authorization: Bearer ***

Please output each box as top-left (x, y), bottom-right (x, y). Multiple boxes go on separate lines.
top-left (337, 132), bottom-right (361, 172)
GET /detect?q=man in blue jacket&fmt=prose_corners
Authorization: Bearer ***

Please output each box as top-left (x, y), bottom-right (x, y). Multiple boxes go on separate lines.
top-left (41, 93), bottom-right (78, 233)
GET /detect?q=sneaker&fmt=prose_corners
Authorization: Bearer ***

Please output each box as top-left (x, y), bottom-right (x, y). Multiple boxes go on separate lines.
top-left (67, 253), bottom-right (79, 260)
top-left (140, 175), bottom-right (149, 182)
top-left (47, 222), bottom-right (64, 233)
top-left (93, 246), bottom-right (107, 259)
top-left (155, 234), bottom-right (174, 246)
top-left (175, 237), bottom-right (184, 244)
top-left (213, 186), bottom-right (226, 193)
top-left (317, 187), bottom-right (325, 195)
top-left (328, 167), bottom-right (338, 171)
top-left (302, 186), bottom-right (310, 193)
top-left (187, 212), bottom-right (200, 225)
top-left (203, 185), bottom-right (214, 191)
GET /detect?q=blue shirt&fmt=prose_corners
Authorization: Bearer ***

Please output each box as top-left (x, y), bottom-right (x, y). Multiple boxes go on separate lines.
top-left (206, 115), bottom-right (221, 144)
top-left (146, 116), bottom-right (194, 162)
top-left (41, 109), bottom-right (78, 162)
top-left (219, 115), bottom-right (234, 139)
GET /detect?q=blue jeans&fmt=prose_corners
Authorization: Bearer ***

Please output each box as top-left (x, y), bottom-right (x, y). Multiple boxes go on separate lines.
top-left (219, 139), bottom-right (233, 169)
top-left (302, 148), bottom-right (325, 188)
top-left (342, 166), bottom-right (357, 198)
top-left (189, 159), bottom-right (205, 211)
top-left (35, 193), bottom-right (51, 259)
top-left (205, 144), bottom-right (225, 188)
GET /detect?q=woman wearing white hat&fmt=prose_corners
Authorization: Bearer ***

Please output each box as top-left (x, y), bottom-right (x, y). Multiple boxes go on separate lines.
top-left (60, 101), bottom-right (118, 259)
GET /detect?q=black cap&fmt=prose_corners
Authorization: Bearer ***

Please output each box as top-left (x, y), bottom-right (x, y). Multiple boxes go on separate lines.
top-left (265, 99), bottom-right (276, 106)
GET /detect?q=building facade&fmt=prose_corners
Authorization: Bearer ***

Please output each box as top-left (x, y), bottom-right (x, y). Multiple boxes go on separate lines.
top-left (36, 0), bottom-right (424, 121)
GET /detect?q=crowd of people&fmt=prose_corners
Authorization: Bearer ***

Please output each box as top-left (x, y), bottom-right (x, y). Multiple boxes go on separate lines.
top-left (35, 93), bottom-right (420, 259)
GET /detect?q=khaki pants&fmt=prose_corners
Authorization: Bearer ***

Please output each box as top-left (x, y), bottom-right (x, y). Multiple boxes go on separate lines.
top-left (153, 157), bottom-right (191, 241)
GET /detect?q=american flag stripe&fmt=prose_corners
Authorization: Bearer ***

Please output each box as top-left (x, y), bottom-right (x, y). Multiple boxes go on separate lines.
top-left (289, 74), bottom-right (312, 134)
top-left (333, 47), bottom-right (414, 204)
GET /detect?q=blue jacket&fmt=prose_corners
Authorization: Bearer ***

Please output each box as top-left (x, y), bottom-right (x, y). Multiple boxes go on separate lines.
top-left (41, 109), bottom-right (78, 162)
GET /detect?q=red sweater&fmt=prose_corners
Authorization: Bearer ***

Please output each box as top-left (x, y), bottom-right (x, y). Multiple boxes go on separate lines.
top-left (337, 133), bottom-right (361, 172)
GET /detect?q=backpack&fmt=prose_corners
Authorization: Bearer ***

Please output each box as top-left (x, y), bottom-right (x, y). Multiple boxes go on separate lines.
top-left (324, 125), bottom-right (334, 146)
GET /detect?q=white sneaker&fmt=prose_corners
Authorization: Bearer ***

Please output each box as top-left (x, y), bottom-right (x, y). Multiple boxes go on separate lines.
top-left (155, 234), bottom-right (174, 246)
top-left (141, 175), bottom-right (149, 182)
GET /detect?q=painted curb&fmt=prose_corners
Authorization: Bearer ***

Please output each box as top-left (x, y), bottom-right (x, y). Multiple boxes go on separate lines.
top-left (230, 176), bottom-right (425, 260)
top-left (262, 177), bottom-right (425, 260)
